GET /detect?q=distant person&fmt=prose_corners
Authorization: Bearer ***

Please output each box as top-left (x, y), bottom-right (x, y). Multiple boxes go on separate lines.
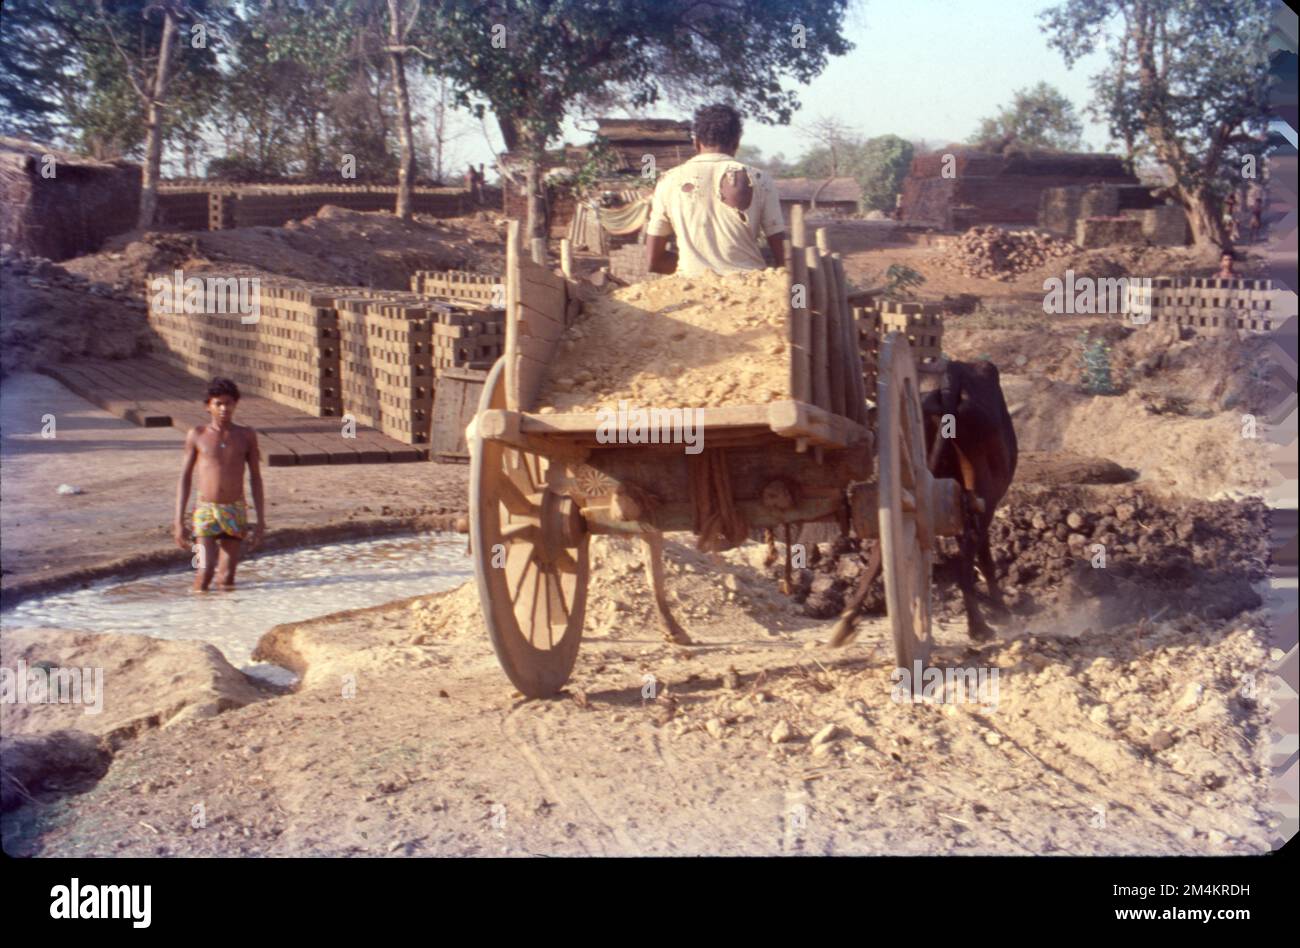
top-left (1223, 191), bottom-right (1239, 242)
top-left (1249, 192), bottom-right (1264, 244)
top-left (173, 378), bottom-right (265, 591)
top-left (475, 163), bottom-right (486, 203)
top-left (1216, 251), bottom-right (1237, 279)
top-left (464, 164), bottom-right (477, 205)
top-left (645, 102), bottom-right (786, 276)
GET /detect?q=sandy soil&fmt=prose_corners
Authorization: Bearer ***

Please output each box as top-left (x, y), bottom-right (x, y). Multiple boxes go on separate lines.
top-left (537, 268), bottom-right (790, 412)
top-left (2, 529), bottom-right (1280, 856)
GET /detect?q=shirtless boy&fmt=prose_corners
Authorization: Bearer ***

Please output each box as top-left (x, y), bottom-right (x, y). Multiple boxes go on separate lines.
top-left (173, 377), bottom-right (266, 590)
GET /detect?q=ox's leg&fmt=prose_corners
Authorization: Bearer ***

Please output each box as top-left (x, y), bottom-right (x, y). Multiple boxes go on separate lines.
top-left (977, 524), bottom-right (1010, 615)
top-left (959, 504), bottom-right (994, 641)
top-left (829, 541), bottom-right (882, 647)
top-left (642, 531), bottom-right (692, 645)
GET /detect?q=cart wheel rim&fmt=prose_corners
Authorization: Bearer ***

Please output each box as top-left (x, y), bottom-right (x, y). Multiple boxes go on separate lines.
top-left (470, 359), bottom-right (589, 698)
top-left (876, 333), bottom-right (933, 672)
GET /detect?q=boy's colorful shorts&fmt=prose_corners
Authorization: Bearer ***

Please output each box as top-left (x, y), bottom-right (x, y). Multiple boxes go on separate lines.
top-left (193, 501), bottom-right (248, 539)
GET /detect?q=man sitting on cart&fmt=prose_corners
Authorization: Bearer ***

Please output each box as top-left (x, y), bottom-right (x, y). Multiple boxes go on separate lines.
top-left (645, 103), bottom-right (787, 277)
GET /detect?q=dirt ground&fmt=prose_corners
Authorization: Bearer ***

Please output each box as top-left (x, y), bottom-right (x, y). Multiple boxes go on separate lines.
top-left (0, 209), bottom-right (1289, 856)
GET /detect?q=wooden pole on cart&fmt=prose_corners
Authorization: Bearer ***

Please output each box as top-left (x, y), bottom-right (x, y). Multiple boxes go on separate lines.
top-left (559, 237), bottom-right (574, 279)
top-left (815, 228), bottom-right (847, 420)
top-left (834, 253), bottom-right (868, 424)
top-left (805, 245), bottom-right (830, 413)
top-left (531, 236), bottom-right (547, 266)
top-left (504, 219), bottom-right (521, 411)
top-left (787, 206), bottom-right (812, 411)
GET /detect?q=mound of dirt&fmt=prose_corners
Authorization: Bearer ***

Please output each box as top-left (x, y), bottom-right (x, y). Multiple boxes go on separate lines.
top-left (763, 488), bottom-right (1268, 629)
top-left (536, 269), bottom-right (790, 412)
top-left (0, 247), bottom-right (150, 378)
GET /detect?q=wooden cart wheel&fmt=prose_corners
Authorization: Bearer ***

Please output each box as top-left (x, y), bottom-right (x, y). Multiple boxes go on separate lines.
top-left (469, 358), bottom-right (589, 698)
top-left (876, 332), bottom-right (934, 671)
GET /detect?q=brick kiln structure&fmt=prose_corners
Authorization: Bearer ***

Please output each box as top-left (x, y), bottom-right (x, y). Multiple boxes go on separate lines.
top-left (0, 138), bottom-right (140, 260)
top-left (898, 149), bottom-right (1138, 230)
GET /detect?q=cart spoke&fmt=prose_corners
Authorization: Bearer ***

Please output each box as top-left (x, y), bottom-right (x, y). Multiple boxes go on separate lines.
top-left (505, 542), bottom-right (534, 604)
top-left (553, 547), bottom-right (578, 574)
top-left (502, 522), bottom-right (542, 545)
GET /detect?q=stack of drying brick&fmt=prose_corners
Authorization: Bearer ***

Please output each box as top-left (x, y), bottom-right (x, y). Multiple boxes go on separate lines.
top-left (411, 270), bottom-right (506, 372)
top-left (854, 299), bottom-right (945, 396)
top-left (426, 302), bottom-right (504, 373)
top-left (334, 295), bottom-right (435, 444)
top-left (147, 279), bottom-right (342, 417)
top-left (411, 269), bottom-right (501, 306)
top-left (1128, 277), bottom-right (1282, 333)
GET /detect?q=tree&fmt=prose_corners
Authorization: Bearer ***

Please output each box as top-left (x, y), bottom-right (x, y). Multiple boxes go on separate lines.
top-left (1041, 0), bottom-right (1274, 248)
top-left (971, 81), bottom-right (1084, 152)
top-left (91, 0), bottom-right (226, 226)
top-left (420, 0), bottom-right (854, 244)
top-left (855, 134), bottom-right (913, 213)
top-left (382, 0), bottom-right (418, 217)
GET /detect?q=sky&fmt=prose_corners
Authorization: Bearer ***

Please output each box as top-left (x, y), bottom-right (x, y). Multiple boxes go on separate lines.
top-left (451, 0), bottom-right (1119, 174)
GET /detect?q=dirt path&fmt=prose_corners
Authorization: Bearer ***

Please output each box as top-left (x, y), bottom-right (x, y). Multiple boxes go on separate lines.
top-left (2, 529), bottom-right (1277, 857)
top-left (0, 372), bottom-right (467, 602)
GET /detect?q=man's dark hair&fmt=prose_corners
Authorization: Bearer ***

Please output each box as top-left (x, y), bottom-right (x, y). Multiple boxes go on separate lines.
top-left (206, 377), bottom-right (241, 402)
top-left (693, 104), bottom-right (743, 151)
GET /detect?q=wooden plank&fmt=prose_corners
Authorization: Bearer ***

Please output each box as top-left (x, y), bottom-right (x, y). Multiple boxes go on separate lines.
top-left (834, 254), bottom-right (867, 425)
top-left (518, 257), bottom-right (565, 293)
top-left (789, 250), bottom-right (812, 404)
top-left (513, 351), bottom-right (552, 414)
top-left (820, 248), bottom-right (847, 420)
top-left (560, 238), bottom-right (574, 279)
top-left (790, 203), bottom-right (807, 250)
top-left (530, 236), bottom-right (547, 266)
top-left (504, 220), bottom-right (522, 411)
top-left (805, 246), bottom-right (830, 413)
top-left (767, 400), bottom-right (870, 450)
top-left (516, 300), bottom-right (564, 342)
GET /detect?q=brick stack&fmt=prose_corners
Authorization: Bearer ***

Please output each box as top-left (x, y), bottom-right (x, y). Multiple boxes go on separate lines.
top-left (1137, 277), bottom-right (1280, 333)
top-left (146, 277), bottom-right (342, 417)
top-left (411, 269), bottom-right (502, 305)
top-left (856, 299), bottom-right (945, 396)
top-left (334, 296), bottom-right (435, 444)
top-left (427, 302), bottom-right (504, 373)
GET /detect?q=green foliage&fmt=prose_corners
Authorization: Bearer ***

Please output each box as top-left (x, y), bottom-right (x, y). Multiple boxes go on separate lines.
top-left (791, 133), bottom-right (913, 212)
top-left (971, 81), bottom-right (1084, 152)
top-left (884, 264), bottom-right (925, 298)
top-left (570, 136), bottom-right (623, 197)
top-left (1040, 0), bottom-right (1274, 243)
top-left (1077, 331), bottom-right (1117, 395)
top-left (420, 0), bottom-right (853, 157)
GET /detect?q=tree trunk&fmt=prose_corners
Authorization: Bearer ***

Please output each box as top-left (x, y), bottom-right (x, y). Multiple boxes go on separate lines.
top-left (389, 51), bottom-right (414, 218)
top-left (524, 154), bottom-right (547, 246)
top-left (387, 1), bottom-right (414, 219)
top-left (1181, 184), bottom-right (1227, 249)
top-left (137, 9), bottom-right (178, 229)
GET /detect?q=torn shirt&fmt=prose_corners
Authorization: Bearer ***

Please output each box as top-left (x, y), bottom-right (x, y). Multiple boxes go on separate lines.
top-left (646, 152), bottom-right (786, 277)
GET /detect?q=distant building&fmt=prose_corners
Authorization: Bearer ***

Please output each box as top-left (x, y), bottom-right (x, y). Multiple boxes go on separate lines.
top-left (898, 148), bottom-right (1138, 230)
top-left (776, 177), bottom-right (862, 218)
top-left (0, 137), bottom-right (140, 260)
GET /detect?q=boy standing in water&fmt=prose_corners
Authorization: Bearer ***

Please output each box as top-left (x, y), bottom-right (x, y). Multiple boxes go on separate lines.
top-left (173, 378), bottom-right (266, 591)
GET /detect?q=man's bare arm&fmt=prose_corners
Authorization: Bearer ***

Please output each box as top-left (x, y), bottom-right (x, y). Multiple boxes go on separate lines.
top-left (174, 429), bottom-right (198, 549)
top-left (646, 234), bottom-right (678, 275)
top-left (767, 233), bottom-right (786, 269)
top-left (247, 430), bottom-right (266, 549)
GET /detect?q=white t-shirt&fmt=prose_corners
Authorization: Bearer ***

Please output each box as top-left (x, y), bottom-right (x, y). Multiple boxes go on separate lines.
top-left (646, 152), bottom-right (786, 277)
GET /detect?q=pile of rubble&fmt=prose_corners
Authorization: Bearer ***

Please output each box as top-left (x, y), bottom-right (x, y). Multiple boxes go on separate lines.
top-left (778, 487), bottom-right (1269, 626)
top-left (0, 245), bottom-right (150, 377)
top-left (944, 226), bottom-right (1076, 280)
